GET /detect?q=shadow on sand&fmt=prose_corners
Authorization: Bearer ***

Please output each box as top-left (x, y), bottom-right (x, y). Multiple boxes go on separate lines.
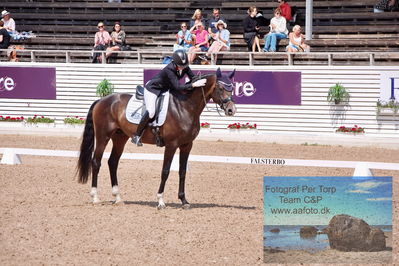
top-left (124, 200), bottom-right (256, 210)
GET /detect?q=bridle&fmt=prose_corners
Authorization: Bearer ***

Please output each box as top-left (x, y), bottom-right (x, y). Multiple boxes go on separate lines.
top-left (200, 78), bottom-right (235, 116)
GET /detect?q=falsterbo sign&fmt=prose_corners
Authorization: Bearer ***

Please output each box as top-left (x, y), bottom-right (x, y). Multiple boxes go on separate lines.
top-left (0, 66), bottom-right (56, 100)
top-left (144, 69), bottom-right (301, 105)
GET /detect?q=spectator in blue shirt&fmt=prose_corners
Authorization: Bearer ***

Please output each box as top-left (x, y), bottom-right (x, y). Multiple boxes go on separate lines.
top-left (201, 20), bottom-right (230, 63)
top-left (173, 22), bottom-right (192, 52)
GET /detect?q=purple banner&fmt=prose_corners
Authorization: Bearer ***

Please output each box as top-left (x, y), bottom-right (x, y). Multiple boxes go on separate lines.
top-left (0, 67), bottom-right (56, 100)
top-left (144, 69), bottom-right (301, 105)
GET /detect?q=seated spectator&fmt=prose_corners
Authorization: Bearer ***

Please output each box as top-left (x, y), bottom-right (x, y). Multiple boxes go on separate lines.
top-left (278, 0), bottom-right (292, 22)
top-left (207, 8), bottom-right (227, 38)
top-left (243, 6), bottom-right (262, 52)
top-left (173, 22), bottom-right (192, 52)
top-left (286, 25), bottom-right (309, 52)
top-left (1, 10), bottom-right (15, 33)
top-left (92, 22), bottom-right (111, 63)
top-left (188, 22), bottom-right (209, 64)
top-left (374, 0), bottom-right (399, 12)
top-left (106, 22), bottom-right (126, 60)
top-left (263, 8), bottom-right (288, 52)
top-left (202, 20), bottom-right (230, 62)
top-left (0, 21), bottom-right (11, 50)
top-left (189, 9), bottom-right (206, 28)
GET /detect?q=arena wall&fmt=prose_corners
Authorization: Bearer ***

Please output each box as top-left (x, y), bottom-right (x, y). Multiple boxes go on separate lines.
top-left (0, 62), bottom-right (398, 137)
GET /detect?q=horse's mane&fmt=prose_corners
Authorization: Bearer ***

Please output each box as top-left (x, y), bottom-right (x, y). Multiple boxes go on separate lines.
top-left (190, 74), bottom-right (215, 83)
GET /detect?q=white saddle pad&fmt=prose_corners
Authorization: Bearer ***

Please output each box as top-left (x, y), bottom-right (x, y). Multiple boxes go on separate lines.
top-left (125, 91), bottom-right (169, 127)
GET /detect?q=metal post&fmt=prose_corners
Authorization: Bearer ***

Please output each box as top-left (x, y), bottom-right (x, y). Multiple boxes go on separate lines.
top-left (328, 53), bottom-right (333, 66)
top-left (210, 53), bottom-right (215, 65)
top-left (369, 53), bottom-right (375, 66)
top-left (65, 51), bottom-right (70, 63)
top-left (101, 51), bottom-right (106, 64)
top-left (249, 53), bottom-right (253, 66)
top-left (30, 51), bottom-right (36, 62)
top-left (288, 53), bottom-right (293, 65)
top-left (305, 0), bottom-right (313, 40)
top-left (137, 52), bottom-right (142, 64)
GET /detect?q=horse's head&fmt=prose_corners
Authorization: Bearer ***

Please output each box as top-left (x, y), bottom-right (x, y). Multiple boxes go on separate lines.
top-left (212, 68), bottom-right (237, 116)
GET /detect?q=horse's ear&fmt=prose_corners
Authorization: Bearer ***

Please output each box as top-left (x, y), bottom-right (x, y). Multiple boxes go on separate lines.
top-left (216, 67), bottom-right (222, 78)
top-left (229, 69), bottom-right (236, 79)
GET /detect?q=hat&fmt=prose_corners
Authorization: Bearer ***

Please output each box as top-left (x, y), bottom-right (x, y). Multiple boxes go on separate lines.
top-left (215, 20), bottom-right (227, 28)
top-left (97, 22), bottom-right (105, 27)
top-left (1, 10), bottom-right (10, 17)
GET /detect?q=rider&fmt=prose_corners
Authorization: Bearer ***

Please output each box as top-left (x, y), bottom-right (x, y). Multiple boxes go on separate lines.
top-left (131, 49), bottom-right (207, 146)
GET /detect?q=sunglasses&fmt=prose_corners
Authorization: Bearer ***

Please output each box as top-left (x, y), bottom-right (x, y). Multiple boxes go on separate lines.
top-left (98, 26), bottom-right (104, 28)
top-left (181, 25), bottom-right (187, 28)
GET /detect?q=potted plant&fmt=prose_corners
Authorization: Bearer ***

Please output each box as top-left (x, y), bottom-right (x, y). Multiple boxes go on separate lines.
top-left (227, 122), bottom-right (257, 133)
top-left (26, 115), bottom-right (55, 127)
top-left (96, 79), bottom-right (114, 97)
top-left (0, 115), bottom-right (25, 127)
top-left (64, 116), bottom-right (86, 127)
top-left (336, 125), bottom-right (365, 135)
top-left (376, 100), bottom-right (399, 115)
top-left (200, 122), bottom-right (211, 133)
top-left (327, 83), bottom-right (350, 105)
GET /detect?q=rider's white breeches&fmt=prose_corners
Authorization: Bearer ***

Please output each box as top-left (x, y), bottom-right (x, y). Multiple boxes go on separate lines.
top-left (144, 88), bottom-right (158, 119)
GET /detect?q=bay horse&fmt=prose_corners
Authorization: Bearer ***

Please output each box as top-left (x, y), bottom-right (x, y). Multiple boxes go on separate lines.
top-left (77, 68), bottom-right (236, 208)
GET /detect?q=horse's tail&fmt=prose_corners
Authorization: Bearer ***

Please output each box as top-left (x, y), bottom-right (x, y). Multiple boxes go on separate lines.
top-left (77, 99), bottom-right (99, 184)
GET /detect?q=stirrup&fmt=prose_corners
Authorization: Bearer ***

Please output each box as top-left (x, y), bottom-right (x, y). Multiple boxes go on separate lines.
top-left (131, 135), bottom-right (143, 147)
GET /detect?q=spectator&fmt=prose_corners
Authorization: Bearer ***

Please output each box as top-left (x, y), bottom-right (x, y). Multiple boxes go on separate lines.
top-left (92, 22), bottom-right (111, 63)
top-left (1, 10), bottom-right (15, 33)
top-left (278, 0), bottom-right (292, 22)
top-left (189, 9), bottom-right (206, 28)
top-left (173, 22), bottom-right (192, 52)
top-left (243, 6), bottom-right (262, 52)
top-left (374, 0), bottom-right (399, 12)
top-left (105, 22), bottom-right (126, 60)
top-left (188, 22), bottom-right (208, 64)
top-left (207, 8), bottom-right (227, 37)
top-left (202, 20), bottom-right (230, 63)
top-left (263, 8), bottom-right (288, 52)
top-left (0, 21), bottom-right (11, 50)
top-left (286, 25), bottom-right (309, 52)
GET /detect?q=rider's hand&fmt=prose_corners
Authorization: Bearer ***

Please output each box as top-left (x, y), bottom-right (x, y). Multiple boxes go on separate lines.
top-left (192, 79), bottom-right (206, 88)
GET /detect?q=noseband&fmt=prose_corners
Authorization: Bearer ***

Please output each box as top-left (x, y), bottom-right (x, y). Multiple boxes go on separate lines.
top-left (215, 80), bottom-right (235, 110)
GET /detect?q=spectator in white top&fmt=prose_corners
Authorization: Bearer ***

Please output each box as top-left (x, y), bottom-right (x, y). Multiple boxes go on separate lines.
top-left (263, 8), bottom-right (288, 52)
top-left (1, 10), bottom-right (15, 33)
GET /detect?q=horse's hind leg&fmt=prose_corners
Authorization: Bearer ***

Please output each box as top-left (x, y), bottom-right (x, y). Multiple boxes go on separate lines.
top-left (109, 131), bottom-right (129, 204)
top-left (90, 133), bottom-right (111, 204)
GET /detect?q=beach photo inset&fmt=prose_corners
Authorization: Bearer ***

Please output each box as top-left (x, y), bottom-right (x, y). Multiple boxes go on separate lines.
top-left (263, 176), bottom-right (392, 264)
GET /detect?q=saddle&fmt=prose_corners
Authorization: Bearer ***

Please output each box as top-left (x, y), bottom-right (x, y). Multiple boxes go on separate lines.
top-left (125, 85), bottom-right (169, 147)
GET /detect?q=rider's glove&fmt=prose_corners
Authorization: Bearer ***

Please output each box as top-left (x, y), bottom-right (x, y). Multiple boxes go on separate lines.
top-left (192, 79), bottom-right (207, 88)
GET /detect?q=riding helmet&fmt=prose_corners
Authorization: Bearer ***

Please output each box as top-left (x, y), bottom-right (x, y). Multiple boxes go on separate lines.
top-left (172, 49), bottom-right (189, 68)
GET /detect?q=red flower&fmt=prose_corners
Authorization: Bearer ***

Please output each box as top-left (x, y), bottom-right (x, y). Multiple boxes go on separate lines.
top-left (41, 116), bottom-right (44, 118)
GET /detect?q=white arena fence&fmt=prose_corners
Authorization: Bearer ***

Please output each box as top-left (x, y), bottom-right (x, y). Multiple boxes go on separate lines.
top-left (0, 62), bottom-right (398, 138)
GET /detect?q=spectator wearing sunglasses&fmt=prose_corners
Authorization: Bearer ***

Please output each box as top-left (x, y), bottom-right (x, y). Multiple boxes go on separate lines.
top-left (263, 8), bottom-right (288, 52)
top-left (173, 22), bottom-right (192, 52)
top-left (92, 22), bottom-right (111, 63)
top-left (188, 22), bottom-right (209, 64)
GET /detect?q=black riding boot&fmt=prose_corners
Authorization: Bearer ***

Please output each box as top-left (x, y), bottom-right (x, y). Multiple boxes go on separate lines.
top-left (131, 111), bottom-right (150, 146)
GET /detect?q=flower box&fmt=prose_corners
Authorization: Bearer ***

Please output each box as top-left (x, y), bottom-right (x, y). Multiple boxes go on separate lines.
top-left (0, 121), bottom-right (26, 128)
top-left (336, 125), bottom-right (365, 134)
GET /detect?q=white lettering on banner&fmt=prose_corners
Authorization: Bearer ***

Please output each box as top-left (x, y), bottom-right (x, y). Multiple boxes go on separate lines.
top-left (380, 71), bottom-right (399, 102)
top-left (234, 81), bottom-right (257, 97)
top-left (0, 76), bottom-right (16, 92)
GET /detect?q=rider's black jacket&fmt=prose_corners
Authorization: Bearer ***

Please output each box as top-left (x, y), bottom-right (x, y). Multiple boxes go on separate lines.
top-left (146, 62), bottom-right (195, 96)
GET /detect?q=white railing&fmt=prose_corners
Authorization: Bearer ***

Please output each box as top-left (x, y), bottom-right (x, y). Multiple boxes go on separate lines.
top-left (1, 49), bottom-right (398, 66)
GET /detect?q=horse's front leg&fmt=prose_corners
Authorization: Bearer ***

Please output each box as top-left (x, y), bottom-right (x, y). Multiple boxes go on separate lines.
top-left (178, 142), bottom-right (193, 209)
top-left (157, 145), bottom-right (177, 209)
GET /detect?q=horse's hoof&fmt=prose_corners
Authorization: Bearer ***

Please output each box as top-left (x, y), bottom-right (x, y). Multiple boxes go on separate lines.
top-left (157, 203), bottom-right (166, 210)
top-left (92, 198), bottom-right (101, 204)
top-left (182, 204), bottom-right (190, 209)
top-left (113, 199), bottom-right (124, 205)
